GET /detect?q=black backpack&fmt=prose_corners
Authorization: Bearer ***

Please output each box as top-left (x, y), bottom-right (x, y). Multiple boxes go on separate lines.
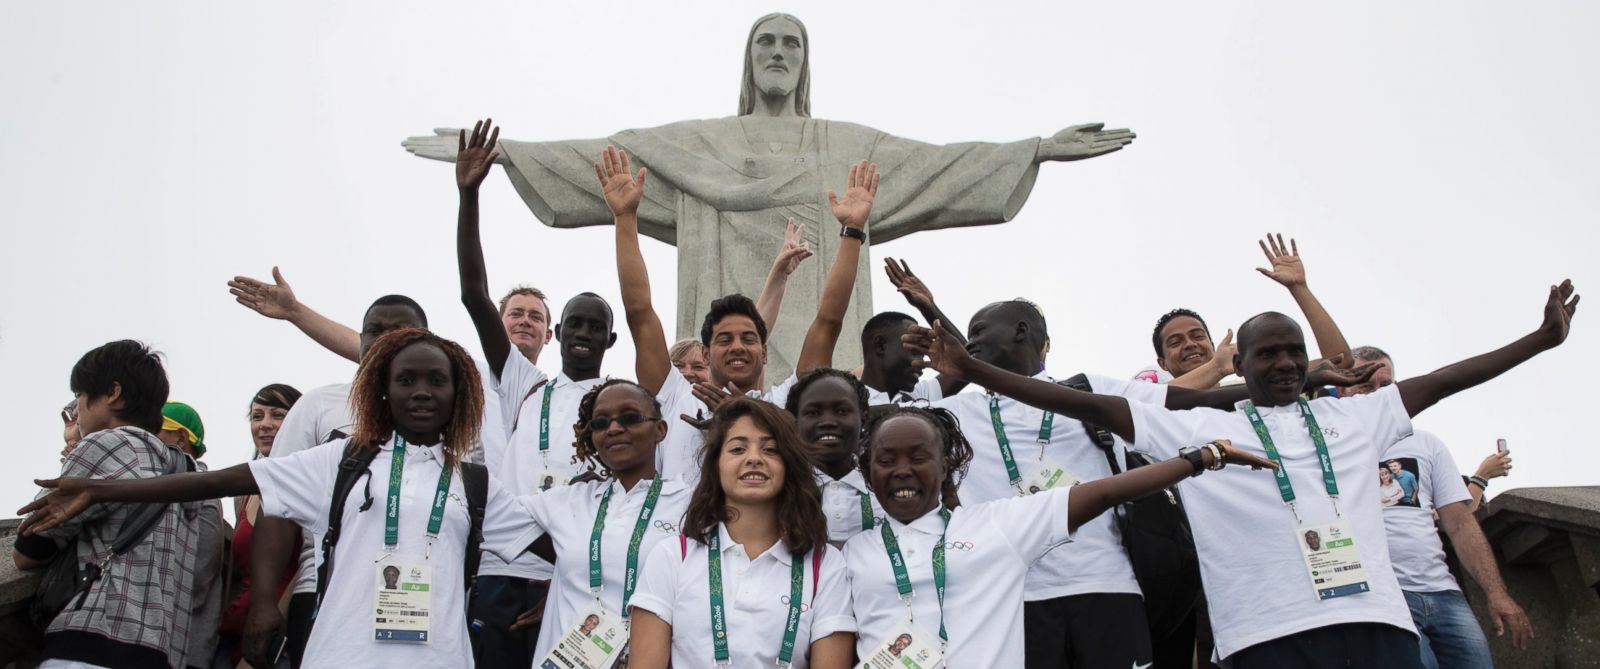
top-left (313, 440), bottom-right (490, 619)
top-left (1061, 374), bottom-right (1202, 640)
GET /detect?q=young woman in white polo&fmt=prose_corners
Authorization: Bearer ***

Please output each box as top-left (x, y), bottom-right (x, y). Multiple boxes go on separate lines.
top-left (845, 406), bottom-right (1272, 668)
top-left (627, 398), bottom-right (856, 669)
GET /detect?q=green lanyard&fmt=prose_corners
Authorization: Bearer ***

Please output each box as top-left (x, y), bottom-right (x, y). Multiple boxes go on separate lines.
top-left (588, 477), bottom-right (664, 619)
top-left (881, 508), bottom-right (951, 645)
top-left (987, 394), bottom-right (1055, 493)
top-left (1242, 399), bottom-right (1340, 523)
top-left (384, 435), bottom-right (454, 552)
top-left (859, 492), bottom-right (876, 530)
top-left (707, 529), bottom-right (805, 666)
top-left (537, 383), bottom-right (556, 490)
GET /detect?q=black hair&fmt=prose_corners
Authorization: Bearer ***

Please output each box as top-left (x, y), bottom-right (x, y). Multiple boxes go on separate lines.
top-left (249, 383), bottom-right (302, 414)
top-left (980, 299), bottom-right (1049, 352)
top-left (699, 293), bottom-right (768, 346)
top-left (562, 292), bottom-right (616, 329)
top-left (860, 406), bottom-right (973, 510)
top-left (69, 340), bottom-right (170, 433)
top-left (784, 368), bottom-right (871, 419)
top-left (1151, 308), bottom-right (1209, 357)
top-left (860, 311), bottom-right (917, 350)
top-left (367, 294), bottom-right (429, 328)
top-left (572, 379), bottom-right (663, 476)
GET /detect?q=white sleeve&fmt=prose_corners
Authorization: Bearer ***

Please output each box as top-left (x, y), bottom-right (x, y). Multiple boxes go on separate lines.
top-left (1127, 402), bottom-right (1207, 460)
top-left (628, 539), bottom-right (682, 625)
top-left (912, 377), bottom-right (944, 402)
top-left (481, 476), bottom-right (543, 563)
top-left (765, 373), bottom-right (801, 409)
top-left (475, 358), bottom-right (509, 470)
top-left (270, 390), bottom-right (325, 459)
top-left (978, 488), bottom-right (1075, 563)
top-left (807, 545), bottom-right (857, 642)
top-left (495, 350), bottom-right (548, 429)
top-left (248, 439), bottom-right (343, 529)
top-left (1356, 385), bottom-right (1415, 448)
top-left (1425, 434), bottom-right (1473, 509)
top-left (1087, 372), bottom-right (1168, 406)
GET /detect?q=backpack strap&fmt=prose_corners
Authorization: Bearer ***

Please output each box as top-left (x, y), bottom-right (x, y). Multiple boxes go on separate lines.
top-left (510, 379), bottom-right (550, 433)
top-left (109, 445), bottom-right (193, 555)
top-left (460, 461), bottom-right (489, 594)
top-left (315, 441), bottom-right (380, 614)
top-left (1060, 374), bottom-right (1121, 475)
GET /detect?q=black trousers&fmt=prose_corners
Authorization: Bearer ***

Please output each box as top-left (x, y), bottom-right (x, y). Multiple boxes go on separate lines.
top-left (1229, 622), bottom-right (1424, 669)
top-left (469, 575), bottom-right (549, 669)
top-left (285, 592), bottom-right (316, 669)
top-left (1024, 592), bottom-right (1153, 668)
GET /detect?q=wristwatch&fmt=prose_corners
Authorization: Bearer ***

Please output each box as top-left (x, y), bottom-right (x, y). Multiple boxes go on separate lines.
top-left (839, 226), bottom-right (867, 242)
top-left (1178, 447), bottom-right (1206, 477)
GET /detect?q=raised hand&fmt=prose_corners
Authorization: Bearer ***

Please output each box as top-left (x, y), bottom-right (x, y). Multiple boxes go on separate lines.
top-left (594, 145), bottom-right (648, 216)
top-left (1255, 233), bottom-right (1307, 288)
top-left (1477, 450), bottom-right (1513, 480)
top-left (884, 257), bottom-right (934, 312)
top-left (228, 267), bottom-right (300, 321)
top-left (402, 127), bottom-right (466, 162)
top-left (1038, 123), bottom-right (1136, 162)
top-left (1209, 329), bottom-right (1237, 376)
top-left (827, 160), bottom-right (879, 231)
top-left (456, 118), bottom-right (501, 191)
top-left (1536, 279), bottom-right (1580, 348)
top-left (772, 218), bottom-right (813, 277)
top-left (16, 477), bottom-right (95, 536)
top-left (902, 321), bottom-right (972, 378)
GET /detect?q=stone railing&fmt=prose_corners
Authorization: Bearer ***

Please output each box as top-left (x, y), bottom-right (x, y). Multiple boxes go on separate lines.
top-left (0, 518), bottom-right (43, 668)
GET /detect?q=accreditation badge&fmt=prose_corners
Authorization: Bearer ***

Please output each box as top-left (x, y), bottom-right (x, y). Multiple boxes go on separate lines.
top-left (1020, 458), bottom-right (1079, 496)
top-left (858, 621), bottom-right (943, 669)
top-left (1295, 521), bottom-right (1371, 600)
top-left (372, 558), bottom-right (432, 642)
top-left (539, 603), bottom-right (627, 669)
top-left (532, 466), bottom-right (571, 493)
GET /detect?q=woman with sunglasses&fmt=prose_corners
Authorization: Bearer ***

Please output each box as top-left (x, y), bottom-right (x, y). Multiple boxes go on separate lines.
top-left (628, 398), bottom-right (855, 669)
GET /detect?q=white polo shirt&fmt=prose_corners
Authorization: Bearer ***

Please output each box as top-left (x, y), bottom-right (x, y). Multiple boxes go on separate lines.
top-left (844, 488), bottom-right (1075, 668)
top-left (630, 524), bottom-right (855, 669)
top-left (864, 376), bottom-right (945, 406)
top-left (816, 468), bottom-right (885, 546)
top-left (1127, 384), bottom-right (1417, 660)
top-left (934, 372), bottom-right (1167, 601)
top-left (481, 350), bottom-right (603, 581)
top-left (500, 477), bottom-right (692, 661)
top-left (249, 436), bottom-right (532, 667)
top-left (655, 367), bottom-right (797, 484)
top-left (1380, 430), bottom-right (1472, 593)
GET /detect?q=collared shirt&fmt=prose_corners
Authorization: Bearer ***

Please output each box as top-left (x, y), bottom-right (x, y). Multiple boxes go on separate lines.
top-left (249, 436), bottom-right (532, 667)
top-left (503, 478), bottom-right (692, 661)
top-left (1127, 384), bottom-right (1416, 660)
top-left (483, 349), bottom-right (603, 581)
top-left (934, 372), bottom-right (1167, 601)
top-left (844, 488), bottom-right (1075, 668)
top-left (864, 376), bottom-right (944, 406)
top-left (655, 367), bottom-right (797, 485)
top-left (1380, 430), bottom-right (1472, 592)
top-left (815, 468), bottom-right (884, 546)
top-left (630, 523), bottom-right (855, 669)
top-left (23, 427), bottom-right (199, 669)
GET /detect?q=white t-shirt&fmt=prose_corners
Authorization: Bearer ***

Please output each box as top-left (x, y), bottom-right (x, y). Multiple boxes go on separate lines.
top-left (816, 468), bottom-right (885, 546)
top-left (481, 350), bottom-right (602, 581)
top-left (654, 367), bottom-right (797, 485)
top-left (270, 382), bottom-right (355, 594)
top-left (1380, 430), bottom-right (1472, 593)
top-left (864, 376), bottom-right (945, 406)
top-left (629, 524), bottom-right (855, 669)
top-left (844, 488), bottom-right (1075, 668)
top-left (934, 372), bottom-right (1167, 601)
top-left (1127, 385), bottom-right (1417, 660)
top-left (505, 477), bottom-right (692, 661)
top-left (249, 436), bottom-right (532, 667)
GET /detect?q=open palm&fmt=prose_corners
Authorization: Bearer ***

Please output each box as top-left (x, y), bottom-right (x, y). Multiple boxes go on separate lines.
top-left (1255, 233), bottom-right (1306, 287)
top-left (456, 118), bottom-right (501, 190)
top-left (828, 160), bottom-right (879, 230)
top-left (594, 145), bottom-right (647, 216)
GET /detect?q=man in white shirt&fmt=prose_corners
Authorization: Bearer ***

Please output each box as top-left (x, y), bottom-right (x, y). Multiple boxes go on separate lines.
top-left (908, 279), bottom-right (1574, 668)
top-left (1346, 346), bottom-right (1531, 669)
top-left (858, 311), bottom-right (956, 405)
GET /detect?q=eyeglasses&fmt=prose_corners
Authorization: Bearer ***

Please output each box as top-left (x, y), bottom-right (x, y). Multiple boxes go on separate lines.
top-left (60, 408), bottom-right (77, 425)
top-left (587, 413), bottom-right (660, 431)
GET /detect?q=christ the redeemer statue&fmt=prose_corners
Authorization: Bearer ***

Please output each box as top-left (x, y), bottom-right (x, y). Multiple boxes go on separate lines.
top-left (403, 13), bottom-right (1134, 380)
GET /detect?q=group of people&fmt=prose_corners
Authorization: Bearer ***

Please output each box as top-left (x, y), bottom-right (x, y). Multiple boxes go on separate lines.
top-left (14, 118), bottom-right (1570, 669)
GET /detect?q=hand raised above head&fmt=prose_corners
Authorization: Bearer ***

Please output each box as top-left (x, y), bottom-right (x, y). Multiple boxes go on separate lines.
top-left (456, 118), bottom-right (501, 191)
top-left (1537, 279), bottom-right (1580, 348)
top-left (594, 145), bottom-right (648, 216)
top-left (228, 266), bottom-right (299, 321)
top-left (1255, 233), bottom-right (1306, 288)
top-left (884, 257), bottom-right (934, 311)
top-left (827, 160), bottom-right (879, 231)
top-left (772, 218), bottom-right (814, 276)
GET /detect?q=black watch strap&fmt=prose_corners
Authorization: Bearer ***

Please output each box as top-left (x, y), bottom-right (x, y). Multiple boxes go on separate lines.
top-left (1179, 447), bottom-right (1206, 477)
top-left (839, 226), bottom-right (867, 242)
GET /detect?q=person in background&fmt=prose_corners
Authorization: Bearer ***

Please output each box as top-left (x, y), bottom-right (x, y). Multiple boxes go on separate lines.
top-left (1466, 449), bottom-right (1513, 513)
top-left (60, 399), bottom-right (82, 462)
top-left (158, 402), bottom-right (227, 669)
top-left (669, 339), bottom-right (711, 385)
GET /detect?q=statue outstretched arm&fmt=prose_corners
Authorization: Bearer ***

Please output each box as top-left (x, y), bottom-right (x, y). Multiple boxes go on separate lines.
top-left (1035, 123), bottom-right (1136, 162)
top-left (598, 146), bottom-right (673, 394)
top-left (454, 119), bottom-right (515, 380)
top-left (796, 161), bottom-right (878, 374)
top-left (403, 128), bottom-right (507, 165)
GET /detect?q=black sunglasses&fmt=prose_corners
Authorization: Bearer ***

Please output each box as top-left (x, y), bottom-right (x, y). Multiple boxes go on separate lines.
top-left (588, 413), bottom-right (660, 431)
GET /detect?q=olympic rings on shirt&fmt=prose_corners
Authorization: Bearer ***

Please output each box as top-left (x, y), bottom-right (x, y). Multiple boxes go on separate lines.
top-left (652, 520), bottom-right (681, 533)
top-left (780, 595), bottom-right (813, 612)
top-left (943, 541), bottom-right (976, 552)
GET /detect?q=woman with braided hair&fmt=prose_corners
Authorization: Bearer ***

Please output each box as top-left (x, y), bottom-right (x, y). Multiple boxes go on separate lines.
top-left (784, 367), bottom-right (886, 547)
top-left (18, 328), bottom-right (537, 667)
top-left (843, 405), bottom-right (1278, 667)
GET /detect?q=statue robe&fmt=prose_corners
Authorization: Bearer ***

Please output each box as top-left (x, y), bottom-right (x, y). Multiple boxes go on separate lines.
top-left (499, 116), bottom-right (1040, 380)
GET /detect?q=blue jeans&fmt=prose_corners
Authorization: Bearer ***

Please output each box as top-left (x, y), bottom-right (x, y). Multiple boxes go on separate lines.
top-left (1404, 589), bottom-right (1492, 669)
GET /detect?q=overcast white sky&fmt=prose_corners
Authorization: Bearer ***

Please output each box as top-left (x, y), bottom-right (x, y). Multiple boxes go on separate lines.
top-left (3, 1), bottom-right (1596, 516)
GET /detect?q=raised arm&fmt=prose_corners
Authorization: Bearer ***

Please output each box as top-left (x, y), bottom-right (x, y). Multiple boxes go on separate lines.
top-left (883, 258), bottom-right (969, 396)
top-left (228, 267), bottom-right (360, 363)
top-left (17, 464), bottom-right (259, 536)
top-left (1256, 234), bottom-right (1352, 368)
top-left (455, 119), bottom-right (513, 379)
top-left (796, 161), bottom-right (878, 373)
top-left (1067, 441), bottom-right (1274, 530)
top-left (755, 219), bottom-right (814, 334)
top-left (598, 146), bottom-right (671, 393)
top-left (904, 322), bottom-right (1136, 440)
top-left (1399, 280), bottom-right (1578, 417)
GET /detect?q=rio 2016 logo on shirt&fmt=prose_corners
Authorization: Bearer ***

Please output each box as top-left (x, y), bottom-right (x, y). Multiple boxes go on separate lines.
top-left (942, 540), bottom-right (976, 552)
top-left (651, 519), bottom-right (681, 533)
top-left (779, 594), bottom-right (812, 612)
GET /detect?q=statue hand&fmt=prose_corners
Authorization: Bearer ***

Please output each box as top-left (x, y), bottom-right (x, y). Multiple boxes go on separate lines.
top-left (827, 160), bottom-right (879, 231)
top-left (1255, 233), bottom-right (1307, 288)
top-left (884, 257), bottom-right (934, 313)
top-left (772, 219), bottom-right (813, 277)
top-left (593, 145), bottom-right (648, 216)
top-left (403, 128), bottom-right (465, 162)
top-left (228, 266), bottom-right (301, 321)
top-left (456, 119), bottom-right (501, 191)
top-left (1038, 123), bottom-right (1135, 162)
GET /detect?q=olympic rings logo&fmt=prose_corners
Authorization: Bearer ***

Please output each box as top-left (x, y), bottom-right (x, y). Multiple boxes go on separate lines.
top-left (779, 595), bottom-right (813, 612)
top-left (943, 541), bottom-right (976, 552)
top-left (652, 520), bottom-right (680, 533)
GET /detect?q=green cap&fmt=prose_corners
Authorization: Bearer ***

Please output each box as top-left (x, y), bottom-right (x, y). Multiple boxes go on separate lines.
top-left (160, 402), bottom-right (206, 457)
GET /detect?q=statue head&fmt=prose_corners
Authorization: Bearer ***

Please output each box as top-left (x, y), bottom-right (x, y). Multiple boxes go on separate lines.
top-left (739, 13), bottom-right (810, 117)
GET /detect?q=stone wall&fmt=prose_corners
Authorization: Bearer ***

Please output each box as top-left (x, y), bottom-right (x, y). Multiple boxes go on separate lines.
top-left (0, 518), bottom-right (42, 669)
